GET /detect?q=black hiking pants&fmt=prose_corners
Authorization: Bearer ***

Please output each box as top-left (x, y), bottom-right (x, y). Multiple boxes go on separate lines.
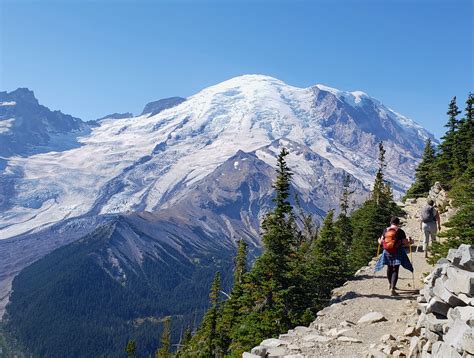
top-left (387, 265), bottom-right (400, 289)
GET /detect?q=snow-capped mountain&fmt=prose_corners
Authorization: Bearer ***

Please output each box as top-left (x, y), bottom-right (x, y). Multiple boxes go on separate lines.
top-left (0, 88), bottom-right (89, 158)
top-left (0, 75), bottom-right (432, 241)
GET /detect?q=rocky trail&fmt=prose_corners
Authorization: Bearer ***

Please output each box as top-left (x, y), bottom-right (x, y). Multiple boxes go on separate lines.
top-left (245, 191), bottom-right (463, 358)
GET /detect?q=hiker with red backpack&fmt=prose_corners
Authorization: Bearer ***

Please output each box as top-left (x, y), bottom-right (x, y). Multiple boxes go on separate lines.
top-left (374, 217), bottom-right (414, 296)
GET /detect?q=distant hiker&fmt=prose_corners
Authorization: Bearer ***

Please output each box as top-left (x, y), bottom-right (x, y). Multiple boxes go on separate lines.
top-left (375, 217), bottom-right (413, 296)
top-left (419, 199), bottom-right (441, 257)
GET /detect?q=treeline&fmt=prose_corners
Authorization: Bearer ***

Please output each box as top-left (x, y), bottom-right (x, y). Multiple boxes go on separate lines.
top-left (405, 93), bottom-right (474, 262)
top-left (172, 143), bottom-right (401, 357)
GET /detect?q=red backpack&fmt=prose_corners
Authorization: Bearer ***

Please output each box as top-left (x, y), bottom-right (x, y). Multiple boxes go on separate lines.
top-left (383, 226), bottom-right (401, 254)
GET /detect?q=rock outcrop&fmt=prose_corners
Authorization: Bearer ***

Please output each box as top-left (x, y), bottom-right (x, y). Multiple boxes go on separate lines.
top-left (410, 244), bottom-right (474, 358)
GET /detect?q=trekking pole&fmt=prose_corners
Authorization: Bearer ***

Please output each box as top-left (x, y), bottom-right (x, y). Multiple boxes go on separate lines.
top-left (409, 240), bottom-right (415, 288)
top-left (376, 243), bottom-right (381, 258)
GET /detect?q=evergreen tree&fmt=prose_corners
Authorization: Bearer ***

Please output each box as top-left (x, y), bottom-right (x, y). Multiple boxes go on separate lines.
top-left (155, 317), bottom-right (171, 358)
top-left (308, 210), bottom-right (348, 308)
top-left (125, 339), bottom-right (137, 358)
top-left (405, 138), bottom-right (437, 198)
top-left (335, 173), bottom-right (354, 248)
top-left (436, 96), bottom-right (461, 186)
top-left (455, 93), bottom-right (474, 175)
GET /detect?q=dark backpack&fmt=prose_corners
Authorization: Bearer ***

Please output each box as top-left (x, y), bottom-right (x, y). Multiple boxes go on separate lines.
top-left (383, 227), bottom-right (401, 254)
top-left (421, 206), bottom-right (436, 223)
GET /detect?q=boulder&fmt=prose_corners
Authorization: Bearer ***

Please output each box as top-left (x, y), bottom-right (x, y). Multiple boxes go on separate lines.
top-left (453, 244), bottom-right (474, 271)
top-left (447, 306), bottom-right (474, 327)
top-left (266, 346), bottom-right (287, 357)
top-left (404, 326), bottom-right (419, 337)
top-left (433, 277), bottom-right (467, 307)
top-left (260, 338), bottom-right (288, 348)
top-left (243, 353), bottom-right (261, 358)
top-left (408, 336), bottom-right (421, 358)
top-left (250, 346), bottom-right (267, 356)
top-left (358, 312), bottom-right (387, 324)
top-left (302, 334), bottom-right (332, 342)
top-left (380, 334), bottom-right (395, 342)
top-left (444, 318), bottom-right (474, 354)
top-left (423, 313), bottom-right (448, 334)
top-left (431, 341), bottom-right (462, 358)
top-left (426, 296), bottom-right (451, 317)
top-left (444, 266), bottom-right (474, 296)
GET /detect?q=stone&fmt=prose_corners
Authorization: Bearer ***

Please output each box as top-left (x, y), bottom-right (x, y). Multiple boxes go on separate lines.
top-left (380, 334), bottom-right (395, 342)
top-left (381, 344), bottom-right (397, 355)
top-left (447, 306), bottom-right (474, 326)
top-left (425, 330), bottom-right (440, 343)
top-left (357, 312), bottom-right (387, 324)
top-left (294, 326), bottom-right (312, 334)
top-left (421, 341), bottom-right (432, 358)
top-left (418, 295), bottom-right (428, 303)
top-left (431, 341), bottom-right (462, 358)
top-left (299, 341), bottom-right (315, 349)
top-left (416, 313), bottom-right (427, 330)
top-left (337, 336), bottom-right (362, 343)
top-left (424, 313), bottom-right (448, 333)
top-left (366, 348), bottom-right (389, 358)
top-left (444, 318), bottom-right (474, 354)
top-left (316, 305), bottom-right (335, 317)
top-left (418, 302), bottom-right (428, 315)
top-left (278, 334), bottom-right (294, 342)
top-left (445, 266), bottom-right (474, 296)
top-left (458, 293), bottom-right (473, 305)
top-left (340, 320), bottom-right (355, 327)
top-left (426, 296), bottom-right (450, 317)
top-left (393, 351), bottom-right (406, 357)
top-left (302, 334), bottom-right (332, 342)
top-left (433, 277), bottom-right (467, 307)
top-left (260, 338), bottom-right (288, 348)
top-left (408, 336), bottom-right (420, 358)
top-left (456, 244), bottom-right (474, 271)
top-left (250, 346), bottom-right (267, 356)
top-left (404, 326), bottom-right (419, 337)
top-left (243, 353), bottom-right (261, 358)
top-left (267, 346), bottom-right (287, 357)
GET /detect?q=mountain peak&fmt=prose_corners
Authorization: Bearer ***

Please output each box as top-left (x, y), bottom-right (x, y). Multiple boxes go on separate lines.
top-left (1, 87), bottom-right (38, 105)
top-left (141, 97), bottom-right (186, 116)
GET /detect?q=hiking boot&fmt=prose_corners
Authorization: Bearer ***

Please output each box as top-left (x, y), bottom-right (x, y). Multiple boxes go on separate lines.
top-left (390, 289), bottom-right (398, 296)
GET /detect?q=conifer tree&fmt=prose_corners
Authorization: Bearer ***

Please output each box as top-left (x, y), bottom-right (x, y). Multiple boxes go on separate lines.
top-left (335, 173), bottom-right (354, 248)
top-left (455, 93), bottom-right (474, 175)
top-left (155, 317), bottom-right (171, 358)
top-left (436, 96), bottom-right (461, 186)
top-left (308, 210), bottom-right (348, 307)
top-left (405, 138), bottom-right (436, 198)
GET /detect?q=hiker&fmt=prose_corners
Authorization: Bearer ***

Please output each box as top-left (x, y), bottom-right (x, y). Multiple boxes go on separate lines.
top-left (375, 217), bottom-right (413, 296)
top-left (420, 199), bottom-right (441, 257)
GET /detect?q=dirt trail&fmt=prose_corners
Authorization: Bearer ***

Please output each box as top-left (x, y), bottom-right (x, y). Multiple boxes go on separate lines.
top-left (249, 198), bottom-right (450, 357)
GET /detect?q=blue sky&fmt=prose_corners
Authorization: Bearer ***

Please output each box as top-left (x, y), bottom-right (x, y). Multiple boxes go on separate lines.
top-left (0, 0), bottom-right (472, 138)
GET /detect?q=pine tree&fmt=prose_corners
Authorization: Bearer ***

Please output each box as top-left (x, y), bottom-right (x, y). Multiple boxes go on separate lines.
top-left (155, 317), bottom-right (171, 358)
top-left (207, 272), bottom-right (221, 357)
top-left (308, 210), bottom-right (348, 308)
top-left (125, 339), bottom-right (137, 358)
top-left (455, 93), bottom-right (474, 175)
top-left (435, 97), bottom-right (461, 186)
top-left (372, 142), bottom-right (388, 205)
top-left (405, 138), bottom-right (436, 198)
top-left (335, 173), bottom-right (354, 248)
